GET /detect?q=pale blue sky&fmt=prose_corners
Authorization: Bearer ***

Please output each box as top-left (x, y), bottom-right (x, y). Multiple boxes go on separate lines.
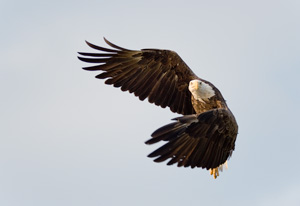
top-left (1, 0), bottom-right (300, 205)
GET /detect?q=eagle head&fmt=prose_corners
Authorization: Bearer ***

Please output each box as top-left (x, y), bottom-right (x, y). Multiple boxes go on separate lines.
top-left (188, 80), bottom-right (215, 103)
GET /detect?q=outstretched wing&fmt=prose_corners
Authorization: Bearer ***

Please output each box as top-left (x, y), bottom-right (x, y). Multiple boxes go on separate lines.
top-left (78, 38), bottom-right (199, 115)
top-left (146, 108), bottom-right (238, 170)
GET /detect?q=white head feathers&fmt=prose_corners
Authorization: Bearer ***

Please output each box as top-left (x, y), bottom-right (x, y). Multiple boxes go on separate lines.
top-left (188, 80), bottom-right (215, 103)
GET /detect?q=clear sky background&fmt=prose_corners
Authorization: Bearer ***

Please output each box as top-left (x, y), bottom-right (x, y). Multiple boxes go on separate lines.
top-left (1, 0), bottom-right (300, 205)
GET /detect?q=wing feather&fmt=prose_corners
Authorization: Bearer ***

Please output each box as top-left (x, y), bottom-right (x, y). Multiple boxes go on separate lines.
top-left (85, 40), bottom-right (118, 53)
top-left (138, 65), bottom-right (162, 101)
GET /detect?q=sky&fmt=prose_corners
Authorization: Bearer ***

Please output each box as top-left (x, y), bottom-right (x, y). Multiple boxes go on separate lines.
top-left (1, 0), bottom-right (300, 205)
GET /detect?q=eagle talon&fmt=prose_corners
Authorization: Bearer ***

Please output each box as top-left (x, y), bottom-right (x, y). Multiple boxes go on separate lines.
top-left (209, 168), bottom-right (219, 179)
top-left (209, 161), bottom-right (228, 179)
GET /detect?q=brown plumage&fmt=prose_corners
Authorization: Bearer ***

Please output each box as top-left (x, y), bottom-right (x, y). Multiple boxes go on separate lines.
top-left (78, 38), bottom-right (238, 179)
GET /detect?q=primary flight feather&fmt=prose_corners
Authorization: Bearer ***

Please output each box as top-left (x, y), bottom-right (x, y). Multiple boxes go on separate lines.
top-left (78, 38), bottom-right (238, 179)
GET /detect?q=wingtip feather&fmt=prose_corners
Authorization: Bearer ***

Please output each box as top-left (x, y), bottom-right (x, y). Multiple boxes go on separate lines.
top-left (103, 37), bottom-right (131, 51)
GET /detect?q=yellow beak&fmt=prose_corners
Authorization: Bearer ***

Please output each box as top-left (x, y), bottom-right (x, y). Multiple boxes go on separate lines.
top-left (194, 82), bottom-right (199, 90)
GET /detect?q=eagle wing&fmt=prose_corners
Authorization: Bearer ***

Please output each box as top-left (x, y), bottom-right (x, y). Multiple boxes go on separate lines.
top-left (145, 108), bottom-right (238, 170)
top-left (78, 38), bottom-right (199, 115)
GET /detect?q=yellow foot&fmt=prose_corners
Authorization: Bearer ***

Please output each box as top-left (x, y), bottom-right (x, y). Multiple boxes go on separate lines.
top-left (209, 161), bottom-right (228, 179)
top-left (209, 168), bottom-right (219, 179)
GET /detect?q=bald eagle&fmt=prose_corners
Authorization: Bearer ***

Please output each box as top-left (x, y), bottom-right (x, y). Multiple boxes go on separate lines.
top-left (78, 38), bottom-right (238, 179)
